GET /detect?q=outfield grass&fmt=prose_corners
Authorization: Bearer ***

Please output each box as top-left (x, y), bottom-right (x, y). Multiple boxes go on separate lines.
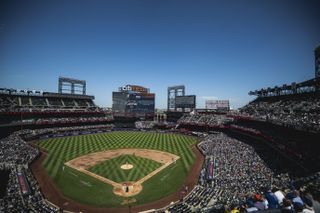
top-left (87, 154), bottom-right (162, 182)
top-left (38, 131), bottom-right (197, 207)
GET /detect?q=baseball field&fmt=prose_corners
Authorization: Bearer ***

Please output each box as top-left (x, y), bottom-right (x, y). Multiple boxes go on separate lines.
top-left (37, 131), bottom-right (198, 208)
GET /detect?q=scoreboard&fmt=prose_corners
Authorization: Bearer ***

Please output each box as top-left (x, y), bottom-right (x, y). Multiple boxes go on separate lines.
top-left (175, 95), bottom-right (196, 109)
top-left (205, 100), bottom-right (230, 111)
top-left (112, 91), bottom-right (155, 113)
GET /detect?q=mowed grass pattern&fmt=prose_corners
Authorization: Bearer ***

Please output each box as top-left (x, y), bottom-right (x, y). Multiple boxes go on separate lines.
top-left (87, 154), bottom-right (162, 182)
top-left (37, 131), bottom-right (197, 207)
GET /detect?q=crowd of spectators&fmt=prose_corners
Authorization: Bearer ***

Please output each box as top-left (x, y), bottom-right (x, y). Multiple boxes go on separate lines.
top-left (239, 94), bottom-right (320, 133)
top-left (1, 116), bottom-right (113, 126)
top-left (0, 106), bottom-right (108, 113)
top-left (22, 124), bottom-right (115, 140)
top-left (0, 107), bottom-right (114, 126)
top-left (161, 133), bottom-right (320, 213)
top-left (229, 122), bottom-right (320, 172)
top-left (0, 130), bottom-right (59, 212)
top-left (0, 165), bottom-right (58, 213)
top-left (135, 121), bottom-right (156, 129)
top-left (178, 114), bottom-right (233, 127)
top-left (0, 132), bottom-right (38, 165)
top-left (28, 116), bottom-right (112, 125)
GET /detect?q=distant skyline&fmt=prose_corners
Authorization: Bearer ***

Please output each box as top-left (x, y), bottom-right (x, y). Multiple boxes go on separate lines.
top-left (1, 0), bottom-right (320, 109)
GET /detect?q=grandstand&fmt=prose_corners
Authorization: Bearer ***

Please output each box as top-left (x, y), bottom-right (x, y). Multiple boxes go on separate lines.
top-left (0, 88), bottom-right (97, 111)
top-left (0, 88), bottom-right (113, 134)
top-left (177, 91), bottom-right (320, 171)
top-left (167, 63), bottom-right (320, 211)
top-left (241, 78), bottom-right (320, 133)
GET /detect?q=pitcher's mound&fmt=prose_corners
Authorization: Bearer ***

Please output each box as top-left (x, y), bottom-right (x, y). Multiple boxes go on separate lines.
top-left (120, 164), bottom-right (133, 170)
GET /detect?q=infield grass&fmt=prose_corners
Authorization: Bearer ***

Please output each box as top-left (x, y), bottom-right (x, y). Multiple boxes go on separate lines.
top-left (87, 154), bottom-right (162, 182)
top-left (37, 131), bottom-right (197, 207)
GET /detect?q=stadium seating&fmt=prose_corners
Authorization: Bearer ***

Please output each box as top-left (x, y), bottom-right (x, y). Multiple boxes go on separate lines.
top-left (0, 89), bottom-right (98, 112)
top-left (178, 114), bottom-right (233, 126)
top-left (170, 95), bottom-right (320, 213)
top-left (31, 97), bottom-right (48, 106)
top-left (239, 93), bottom-right (320, 132)
top-left (135, 121), bottom-right (155, 129)
top-left (62, 98), bottom-right (75, 107)
top-left (164, 133), bottom-right (320, 213)
top-left (20, 96), bottom-right (31, 106)
top-left (0, 90), bottom-right (113, 127)
top-left (48, 98), bottom-right (63, 106)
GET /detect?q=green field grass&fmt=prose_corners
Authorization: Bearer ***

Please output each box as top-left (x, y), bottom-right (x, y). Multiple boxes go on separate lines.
top-left (37, 131), bottom-right (197, 207)
top-left (87, 154), bottom-right (162, 182)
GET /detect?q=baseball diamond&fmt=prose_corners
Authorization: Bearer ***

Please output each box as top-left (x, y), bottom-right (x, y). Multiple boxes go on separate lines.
top-left (65, 148), bottom-right (180, 197)
top-left (37, 131), bottom-right (198, 207)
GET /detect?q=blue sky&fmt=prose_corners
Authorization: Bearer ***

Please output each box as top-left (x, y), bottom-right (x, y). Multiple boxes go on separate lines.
top-left (1, 0), bottom-right (319, 109)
